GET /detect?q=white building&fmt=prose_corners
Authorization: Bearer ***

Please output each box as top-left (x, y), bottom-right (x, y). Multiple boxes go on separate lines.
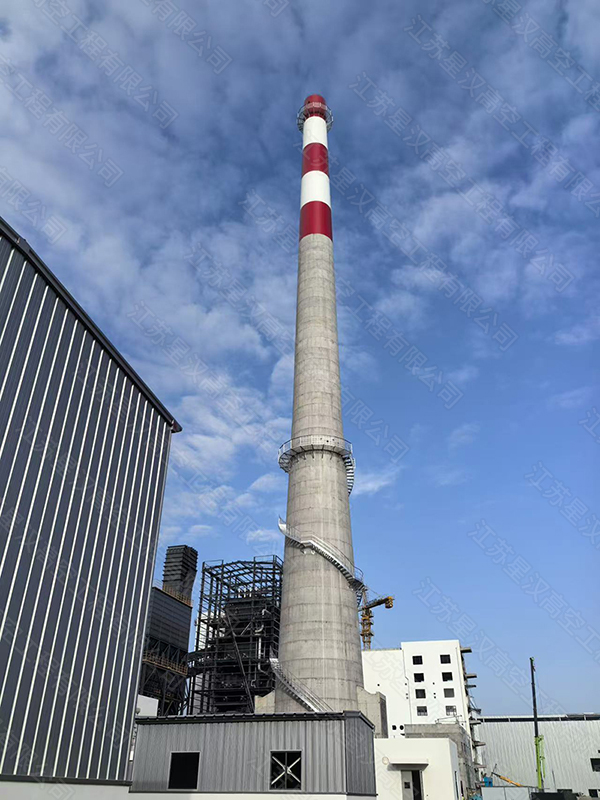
top-left (375, 736), bottom-right (463, 800)
top-left (363, 640), bottom-right (483, 798)
top-left (363, 640), bottom-right (478, 735)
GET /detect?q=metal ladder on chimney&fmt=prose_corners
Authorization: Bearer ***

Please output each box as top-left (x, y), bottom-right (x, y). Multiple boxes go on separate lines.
top-left (277, 518), bottom-right (366, 605)
top-left (269, 656), bottom-right (332, 713)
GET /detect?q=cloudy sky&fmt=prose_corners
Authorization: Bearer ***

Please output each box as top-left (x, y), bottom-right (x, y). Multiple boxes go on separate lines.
top-left (1, 0), bottom-right (598, 715)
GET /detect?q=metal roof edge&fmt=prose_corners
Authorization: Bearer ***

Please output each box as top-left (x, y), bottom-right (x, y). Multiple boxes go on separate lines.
top-left (480, 714), bottom-right (600, 722)
top-left (136, 711), bottom-right (374, 727)
top-left (0, 215), bottom-right (181, 433)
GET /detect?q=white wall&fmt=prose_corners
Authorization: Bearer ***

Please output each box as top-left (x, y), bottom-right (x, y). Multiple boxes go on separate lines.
top-left (362, 648), bottom-right (411, 735)
top-left (1, 787), bottom-right (368, 800)
top-left (374, 737), bottom-right (461, 800)
top-left (363, 640), bottom-right (473, 734)
top-left (1, 783), bottom-right (130, 800)
top-left (136, 695), bottom-right (159, 716)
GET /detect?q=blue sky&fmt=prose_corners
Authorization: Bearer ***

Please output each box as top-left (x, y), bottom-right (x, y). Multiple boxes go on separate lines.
top-left (1, 0), bottom-right (598, 715)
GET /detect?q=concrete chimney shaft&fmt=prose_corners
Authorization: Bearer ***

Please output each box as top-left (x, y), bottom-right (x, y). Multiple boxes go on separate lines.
top-left (274, 96), bottom-right (364, 712)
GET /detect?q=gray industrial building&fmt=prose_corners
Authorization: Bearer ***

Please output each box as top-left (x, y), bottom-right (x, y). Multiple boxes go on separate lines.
top-left (0, 215), bottom-right (180, 787)
top-left (131, 712), bottom-right (376, 794)
top-left (480, 714), bottom-right (600, 797)
top-left (139, 546), bottom-right (198, 716)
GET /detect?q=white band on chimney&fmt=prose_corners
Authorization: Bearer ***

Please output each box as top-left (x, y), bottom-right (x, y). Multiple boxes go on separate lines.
top-left (303, 116), bottom-right (328, 149)
top-left (300, 171), bottom-right (331, 209)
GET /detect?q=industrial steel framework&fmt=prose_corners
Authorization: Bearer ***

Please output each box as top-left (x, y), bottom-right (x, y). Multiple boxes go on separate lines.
top-left (139, 634), bottom-right (188, 717)
top-left (187, 556), bottom-right (282, 714)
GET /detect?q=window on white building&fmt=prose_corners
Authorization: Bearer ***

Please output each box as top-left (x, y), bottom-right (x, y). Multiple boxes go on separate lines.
top-left (415, 689), bottom-right (426, 699)
top-left (588, 790), bottom-right (598, 798)
top-left (412, 655), bottom-right (423, 664)
top-left (444, 688), bottom-right (455, 698)
top-left (446, 705), bottom-right (457, 716)
top-left (416, 706), bottom-right (427, 716)
top-left (440, 654), bottom-right (451, 663)
top-left (591, 758), bottom-right (600, 772)
top-left (442, 671), bottom-right (453, 681)
top-left (414, 673), bottom-right (425, 682)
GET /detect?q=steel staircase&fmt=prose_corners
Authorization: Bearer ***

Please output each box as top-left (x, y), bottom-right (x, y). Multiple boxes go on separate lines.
top-left (278, 518), bottom-right (365, 605)
top-left (269, 657), bottom-right (332, 713)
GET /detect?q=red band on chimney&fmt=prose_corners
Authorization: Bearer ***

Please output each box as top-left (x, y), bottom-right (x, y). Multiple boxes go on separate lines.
top-left (300, 201), bottom-right (332, 240)
top-left (302, 143), bottom-right (329, 176)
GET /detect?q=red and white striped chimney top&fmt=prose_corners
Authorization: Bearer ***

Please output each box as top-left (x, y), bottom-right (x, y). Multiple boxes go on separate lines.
top-left (298, 94), bottom-right (333, 240)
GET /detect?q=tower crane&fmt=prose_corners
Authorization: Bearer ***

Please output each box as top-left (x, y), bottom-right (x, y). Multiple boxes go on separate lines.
top-left (359, 595), bottom-right (394, 649)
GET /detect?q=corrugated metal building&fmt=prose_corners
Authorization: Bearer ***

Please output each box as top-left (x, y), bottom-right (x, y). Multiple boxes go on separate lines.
top-left (131, 712), bottom-right (377, 795)
top-left (480, 715), bottom-right (600, 796)
top-left (0, 216), bottom-right (180, 786)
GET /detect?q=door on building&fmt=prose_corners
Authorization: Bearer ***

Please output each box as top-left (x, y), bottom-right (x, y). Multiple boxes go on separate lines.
top-left (401, 769), bottom-right (423, 800)
top-left (411, 769), bottom-right (423, 800)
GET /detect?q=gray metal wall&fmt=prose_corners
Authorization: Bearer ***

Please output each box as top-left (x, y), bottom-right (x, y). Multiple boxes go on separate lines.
top-left (131, 714), bottom-right (376, 794)
top-left (480, 716), bottom-right (600, 796)
top-left (345, 712), bottom-right (377, 796)
top-left (147, 588), bottom-right (193, 652)
top-left (0, 225), bottom-right (176, 784)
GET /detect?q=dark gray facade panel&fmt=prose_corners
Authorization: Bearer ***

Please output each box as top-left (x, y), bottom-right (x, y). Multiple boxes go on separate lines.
top-left (0, 308), bottom-right (79, 665)
top-left (72, 387), bottom-right (148, 775)
top-left (345, 714), bottom-right (377, 796)
top-left (28, 355), bottom-right (123, 775)
top-left (85, 410), bottom-right (167, 780)
top-left (102, 424), bottom-right (170, 781)
top-left (147, 589), bottom-right (193, 651)
top-left (0, 296), bottom-right (63, 474)
top-left (18, 340), bottom-right (105, 769)
top-left (113, 427), bottom-right (171, 776)
top-left (0, 320), bottom-right (90, 774)
top-left (0, 230), bottom-right (176, 784)
top-left (87, 400), bottom-right (155, 779)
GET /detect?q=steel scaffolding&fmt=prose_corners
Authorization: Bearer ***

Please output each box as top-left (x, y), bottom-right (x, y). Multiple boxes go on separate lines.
top-left (187, 556), bottom-right (282, 714)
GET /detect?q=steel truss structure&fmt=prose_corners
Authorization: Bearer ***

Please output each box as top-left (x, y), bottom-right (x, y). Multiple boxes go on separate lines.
top-left (187, 556), bottom-right (282, 714)
top-left (140, 635), bottom-right (188, 717)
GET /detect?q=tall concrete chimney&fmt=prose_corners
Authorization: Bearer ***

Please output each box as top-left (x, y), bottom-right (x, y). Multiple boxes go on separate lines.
top-left (274, 95), bottom-right (364, 712)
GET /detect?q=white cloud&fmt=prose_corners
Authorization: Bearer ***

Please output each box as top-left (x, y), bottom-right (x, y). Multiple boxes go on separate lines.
top-left (548, 387), bottom-right (593, 410)
top-left (427, 466), bottom-right (470, 487)
top-left (448, 423), bottom-right (480, 450)
top-left (409, 423), bottom-right (429, 444)
top-left (245, 529), bottom-right (281, 544)
top-left (353, 466), bottom-right (402, 497)
top-left (447, 365), bottom-right (480, 385)
top-left (249, 473), bottom-right (285, 493)
top-left (188, 524), bottom-right (215, 538)
top-left (555, 317), bottom-right (600, 346)
top-left (375, 290), bottom-right (428, 331)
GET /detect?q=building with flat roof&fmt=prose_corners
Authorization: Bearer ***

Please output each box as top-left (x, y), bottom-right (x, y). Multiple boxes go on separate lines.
top-left (362, 640), bottom-right (483, 796)
top-left (0, 215), bottom-right (179, 790)
top-left (479, 714), bottom-right (600, 797)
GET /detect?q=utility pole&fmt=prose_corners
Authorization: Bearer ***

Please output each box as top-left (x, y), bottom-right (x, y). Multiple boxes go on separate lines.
top-left (530, 657), bottom-right (545, 791)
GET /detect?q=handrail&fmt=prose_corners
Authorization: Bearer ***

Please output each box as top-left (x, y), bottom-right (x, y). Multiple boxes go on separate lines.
top-left (279, 518), bottom-right (364, 586)
top-left (142, 650), bottom-right (188, 676)
top-left (153, 581), bottom-right (193, 608)
top-left (269, 657), bottom-right (332, 713)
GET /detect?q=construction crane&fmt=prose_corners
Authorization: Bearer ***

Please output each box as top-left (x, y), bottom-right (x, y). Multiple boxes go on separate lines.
top-left (359, 595), bottom-right (394, 649)
top-left (491, 770), bottom-right (523, 788)
top-left (530, 656), bottom-right (546, 791)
